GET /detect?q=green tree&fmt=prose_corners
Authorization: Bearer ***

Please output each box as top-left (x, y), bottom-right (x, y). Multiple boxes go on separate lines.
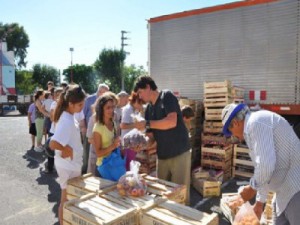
top-left (0, 23), bottom-right (29, 68)
top-left (15, 70), bottom-right (36, 94)
top-left (63, 64), bottom-right (97, 94)
top-left (32, 64), bottom-right (60, 89)
top-left (124, 65), bottom-right (148, 93)
top-left (94, 48), bottom-right (125, 93)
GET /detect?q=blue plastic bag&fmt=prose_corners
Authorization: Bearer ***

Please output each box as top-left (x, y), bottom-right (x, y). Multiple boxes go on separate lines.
top-left (97, 147), bottom-right (126, 181)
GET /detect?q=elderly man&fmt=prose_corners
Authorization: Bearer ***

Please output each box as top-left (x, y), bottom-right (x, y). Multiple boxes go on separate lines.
top-left (222, 103), bottom-right (300, 224)
top-left (82, 83), bottom-right (109, 174)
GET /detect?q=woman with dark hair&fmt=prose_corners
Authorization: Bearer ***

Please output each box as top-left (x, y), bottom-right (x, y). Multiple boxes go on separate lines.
top-left (92, 94), bottom-right (120, 177)
top-left (34, 89), bottom-right (50, 152)
top-left (49, 84), bottom-right (86, 225)
top-left (120, 91), bottom-right (144, 170)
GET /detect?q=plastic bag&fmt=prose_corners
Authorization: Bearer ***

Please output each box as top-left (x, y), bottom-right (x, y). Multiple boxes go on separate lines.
top-left (117, 161), bottom-right (147, 197)
top-left (131, 113), bottom-right (145, 122)
top-left (233, 202), bottom-right (260, 225)
top-left (223, 194), bottom-right (244, 214)
top-left (97, 147), bottom-right (126, 181)
top-left (123, 128), bottom-right (148, 150)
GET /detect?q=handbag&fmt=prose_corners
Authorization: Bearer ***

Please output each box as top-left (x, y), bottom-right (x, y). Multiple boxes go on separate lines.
top-left (97, 147), bottom-right (126, 181)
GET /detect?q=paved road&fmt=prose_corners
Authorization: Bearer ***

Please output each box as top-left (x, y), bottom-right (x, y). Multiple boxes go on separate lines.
top-left (0, 113), bottom-right (235, 225)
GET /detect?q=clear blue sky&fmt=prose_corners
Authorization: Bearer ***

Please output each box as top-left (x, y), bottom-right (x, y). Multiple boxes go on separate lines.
top-left (1, 0), bottom-right (236, 73)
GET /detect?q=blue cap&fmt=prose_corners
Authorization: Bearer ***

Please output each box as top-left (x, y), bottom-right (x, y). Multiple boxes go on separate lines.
top-left (222, 103), bottom-right (246, 137)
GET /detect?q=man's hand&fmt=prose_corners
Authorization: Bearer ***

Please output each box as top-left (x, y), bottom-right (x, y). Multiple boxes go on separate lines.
top-left (253, 201), bottom-right (264, 220)
top-left (61, 145), bottom-right (73, 159)
top-left (239, 185), bottom-right (257, 202)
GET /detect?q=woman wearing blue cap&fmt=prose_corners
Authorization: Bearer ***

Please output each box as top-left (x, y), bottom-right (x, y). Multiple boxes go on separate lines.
top-left (222, 103), bottom-right (300, 225)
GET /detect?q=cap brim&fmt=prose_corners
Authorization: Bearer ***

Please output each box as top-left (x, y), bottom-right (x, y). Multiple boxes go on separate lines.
top-left (222, 103), bottom-right (246, 137)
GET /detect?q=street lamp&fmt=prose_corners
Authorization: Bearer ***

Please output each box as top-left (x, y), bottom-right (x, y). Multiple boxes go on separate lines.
top-left (70, 47), bottom-right (74, 83)
top-left (121, 30), bottom-right (129, 91)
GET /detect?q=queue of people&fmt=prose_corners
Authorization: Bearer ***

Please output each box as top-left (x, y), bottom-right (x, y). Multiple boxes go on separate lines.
top-left (26, 76), bottom-right (300, 225)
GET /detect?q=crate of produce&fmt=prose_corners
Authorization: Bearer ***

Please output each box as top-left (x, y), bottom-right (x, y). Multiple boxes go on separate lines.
top-left (66, 173), bottom-right (116, 200)
top-left (142, 174), bottom-right (187, 204)
top-left (202, 144), bottom-right (233, 161)
top-left (140, 200), bottom-right (219, 225)
top-left (220, 193), bottom-right (244, 223)
top-left (204, 108), bottom-right (223, 121)
top-left (232, 164), bottom-right (254, 179)
top-left (63, 193), bottom-right (138, 225)
top-left (203, 121), bottom-right (223, 134)
top-left (99, 186), bottom-right (159, 210)
top-left (202, 133), bottom-right (229, 145)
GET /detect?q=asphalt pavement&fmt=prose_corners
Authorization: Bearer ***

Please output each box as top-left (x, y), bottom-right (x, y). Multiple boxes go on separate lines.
top-left (0, 111), bottom-right (238, 225)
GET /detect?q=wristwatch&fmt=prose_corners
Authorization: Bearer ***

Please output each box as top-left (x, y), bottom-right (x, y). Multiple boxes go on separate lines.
top-left (145, 120), bottom-right (151, 130)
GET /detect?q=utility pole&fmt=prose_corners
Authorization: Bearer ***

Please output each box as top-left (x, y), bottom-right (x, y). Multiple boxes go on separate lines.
top-left (70, 47), bottom-right (74, 84)
top-left (121, 30), bottom-right (129, 91)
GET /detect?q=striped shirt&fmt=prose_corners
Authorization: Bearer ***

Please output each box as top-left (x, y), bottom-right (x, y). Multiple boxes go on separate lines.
top-left (243, 110), bottom-right (300, 216)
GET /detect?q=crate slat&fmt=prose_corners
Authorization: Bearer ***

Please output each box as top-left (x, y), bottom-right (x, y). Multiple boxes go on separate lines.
top-left (64, 193), bottom-right (140, 225)
top-left (141, 200), bottom-right (219, 225)
top-left (66, 174), bottom-right (116, 200)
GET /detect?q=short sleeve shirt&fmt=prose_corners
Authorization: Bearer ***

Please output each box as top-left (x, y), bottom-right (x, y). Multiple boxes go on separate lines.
top-left (93, 122), bottom-right (115, 166)
top-left (51, 111), bottom-right (83, 171)
top-left (145, 90), bottom-right (190, 159)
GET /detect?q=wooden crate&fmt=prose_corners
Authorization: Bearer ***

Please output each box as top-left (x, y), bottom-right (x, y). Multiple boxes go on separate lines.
top-left (203, 121), bottom-right (223, 134)
top-left (232, 166), bottom-right (254, 179)
top-left (204, 97), bottom-right (232, 108)
top-left (220, 193), bottom-right (240, 224)
top-left (202, 134), bottom-right (229, 145)
top-left (201, 159), bottom-right (232, 171)
top-left (204, 108), bottom-right (223, 121)
top-left (140, 200), bottom-right (219, 225)
top-left (63, 193), bottom-right (138, 225)
top-left (231, 86), bottom-right (244, 99)
top-left (99, 186), bottom-right (158, 210)
top-left (178, 98), bottom-right (196, 110)
top-left (66, 173), bottom-right (116, 200)
top-left (142, 174), bottom-right (187, 204)
top-left (204, 80), bottom-right (231, 95)
top-left (234, 144), bottom-right (249, 154)
top-left (202, 144), bottom-right (233, 161)
top-left (192, 178), bottom-right (221, 197)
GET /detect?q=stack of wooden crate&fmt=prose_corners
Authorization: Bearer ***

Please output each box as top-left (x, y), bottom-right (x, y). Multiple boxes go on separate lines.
top-left (202, 81), bottom-right (234, 180)
top-left (232, 144), bottom-right (254, 180)
top-left (232, 86), bottom-right (245, 104)
top-left (135, 148), bottom-right (157, 174)
top-left (179, 98), bottom-right (204, 169)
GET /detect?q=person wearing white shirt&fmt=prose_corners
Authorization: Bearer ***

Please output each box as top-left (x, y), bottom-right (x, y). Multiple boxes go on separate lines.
top-left (49, 85), bottom-right (86, 225)
top-left (120, 92), bottom-right (144, 170)
top-left (222, 103), bottom-right (300, 224)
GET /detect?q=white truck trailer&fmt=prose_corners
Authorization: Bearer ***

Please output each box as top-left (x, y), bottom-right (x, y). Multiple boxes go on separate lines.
top-left (148, 0), bottom-right (300, 135)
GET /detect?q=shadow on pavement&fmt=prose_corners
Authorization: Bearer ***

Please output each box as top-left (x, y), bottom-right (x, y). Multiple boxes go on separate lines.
top-left (36, 168), bottom-right (60, 223)
top-left (22, 148), bottom-right (47, 169)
